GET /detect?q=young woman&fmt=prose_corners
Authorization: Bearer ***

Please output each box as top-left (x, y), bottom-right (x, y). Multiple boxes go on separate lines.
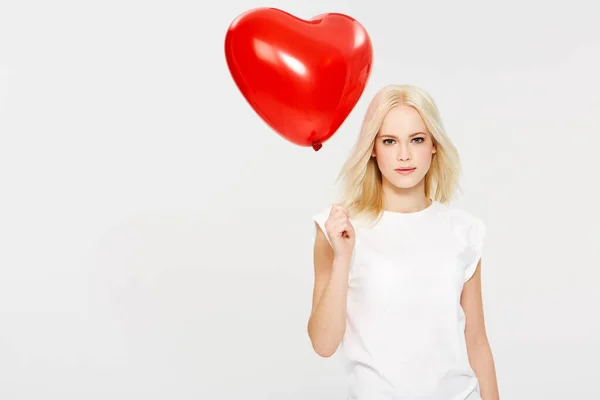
top-left (307, 84), bottom-right (500, 399)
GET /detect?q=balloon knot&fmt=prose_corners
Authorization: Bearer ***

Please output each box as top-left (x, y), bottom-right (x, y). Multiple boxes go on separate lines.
top-left (312, 142), bottom-right (323, 151)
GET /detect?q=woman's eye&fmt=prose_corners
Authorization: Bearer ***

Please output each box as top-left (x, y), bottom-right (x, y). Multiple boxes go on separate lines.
top-left (383, 139), bottom-right (395, 145)
top-left (413, 137), bottom-right (425, 143)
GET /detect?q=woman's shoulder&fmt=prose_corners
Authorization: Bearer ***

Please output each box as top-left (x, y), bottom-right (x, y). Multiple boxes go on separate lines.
top-left (446, 203), bottom-right (480, 219)
top-left (437, 202), bottom-right (485, 230)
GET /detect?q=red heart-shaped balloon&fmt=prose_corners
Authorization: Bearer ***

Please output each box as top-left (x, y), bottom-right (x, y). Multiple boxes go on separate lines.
top-left (225, 8), bottom-right (373, 151)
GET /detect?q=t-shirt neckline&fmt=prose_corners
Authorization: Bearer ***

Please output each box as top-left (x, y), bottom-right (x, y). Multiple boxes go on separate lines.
top-left (382, 198), bottom-right (439, 218)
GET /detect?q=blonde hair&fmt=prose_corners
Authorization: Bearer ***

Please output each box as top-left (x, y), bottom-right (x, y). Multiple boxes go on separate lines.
top-left (335, 84), bottom-right (461, 223)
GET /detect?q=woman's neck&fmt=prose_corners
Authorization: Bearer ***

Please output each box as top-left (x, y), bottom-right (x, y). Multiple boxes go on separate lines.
top-left (381, 179), bottom-right (431, 213)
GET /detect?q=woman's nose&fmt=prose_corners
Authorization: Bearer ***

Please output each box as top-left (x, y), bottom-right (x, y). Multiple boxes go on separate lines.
top-left (397, 144), bottom-right (411, 161)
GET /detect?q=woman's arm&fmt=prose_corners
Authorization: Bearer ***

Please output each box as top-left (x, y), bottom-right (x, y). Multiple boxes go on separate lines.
top-left (461, 259), bottom-right (500, 400)
top-left (306, 224), bottom-right (351, 358)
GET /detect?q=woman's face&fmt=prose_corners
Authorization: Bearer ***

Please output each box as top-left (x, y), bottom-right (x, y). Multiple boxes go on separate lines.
top-left (372, 104), bottom-right (437, 190)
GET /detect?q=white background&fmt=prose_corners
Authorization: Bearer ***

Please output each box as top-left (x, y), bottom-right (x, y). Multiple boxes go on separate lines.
top-left (1, 0), bottom-right (599, 399)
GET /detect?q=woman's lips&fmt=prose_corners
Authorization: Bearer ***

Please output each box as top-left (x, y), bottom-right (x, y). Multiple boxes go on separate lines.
top-left (395, 167), bottom-right (416, 175)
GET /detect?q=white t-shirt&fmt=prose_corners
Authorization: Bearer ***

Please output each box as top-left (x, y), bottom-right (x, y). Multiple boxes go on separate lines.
top-left (312, 199), bottom-right (486, 400)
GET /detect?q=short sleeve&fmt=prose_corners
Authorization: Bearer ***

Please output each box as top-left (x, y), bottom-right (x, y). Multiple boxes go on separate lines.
top-left (464, 217), bottom-right (486, 282)
top-left (311, 206), bottom-right (333, 247)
